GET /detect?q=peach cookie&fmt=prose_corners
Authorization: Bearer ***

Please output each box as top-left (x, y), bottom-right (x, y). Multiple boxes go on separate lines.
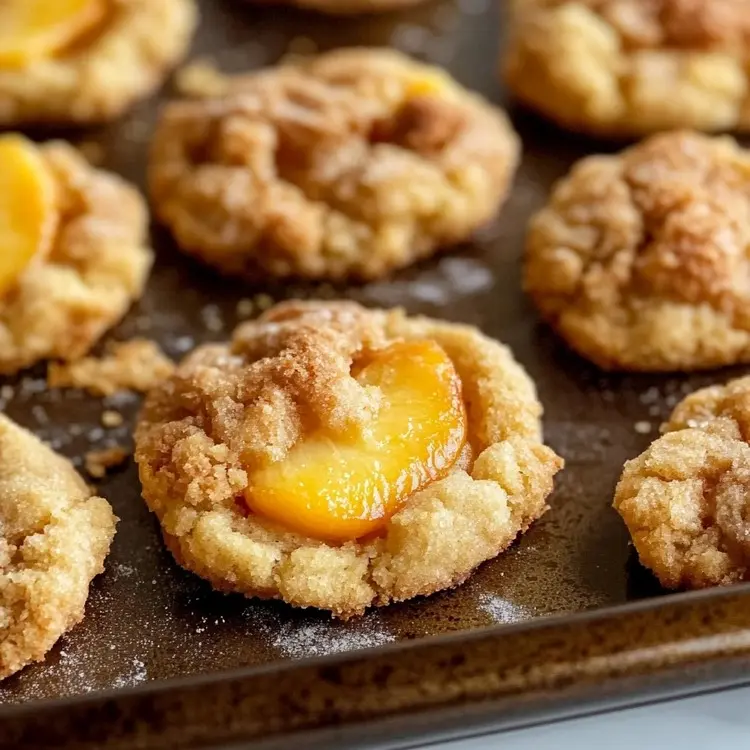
top-left (525, 130), bottom-right (750, 372)
top-left (504, 0), bottom-right (750, 136)
top-left (614, 375), bottom-right (750, 589)
top-left (149, 48), bottom-right (520, 281)
top-left (0, 414), bottom-right (116, 679)
top-left (134, 301), bottom-right (563, 619)
top-left (0, 134), bottom-right (152, 375)
top-left (0, 0), bottom-right (197, 127)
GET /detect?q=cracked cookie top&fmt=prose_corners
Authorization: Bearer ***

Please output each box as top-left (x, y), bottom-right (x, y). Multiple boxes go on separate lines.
top-left (149, 48), bottom-right (520, 281)
top-left (505, 0), bottom-right (750, 134)
top-left (0, 414), bottom-right (116, 679)
top-left (525, 130), bottom-right (750, 371)
top-left (135, 301), bottom-right (562, 619)
top-left (0, 139), bottom-right (152, 374)
top-left (0, 0), bottom-right (197, 127)
top-left (615, 375), bottom-right (750, 588)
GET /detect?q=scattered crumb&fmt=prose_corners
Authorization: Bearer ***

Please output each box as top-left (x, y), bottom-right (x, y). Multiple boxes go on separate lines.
top-left (236, 294), bottom-right (276, 319)
top-left (255, 294), bottom-right (274, 311)
top-left (174, 58), bottom-right (229, 98)
top-left (101, 410), bottom-right (124, 428)
top-left (48, 340), bottom-right (175, 397)
top-left (200, 305), bottom-right (224, 333)
top-left (634, 421), bottom-right (652, 434)
top-left (285, 36), bottom-right (319, 59)
top-left (236, 298), bottom-right (256, 319)
top-left (76, 140), bottom-right (105, 165)
top-left (85, 447), bottom-right (129, 479)
top-left (0, 385), bottom-right (14, 400)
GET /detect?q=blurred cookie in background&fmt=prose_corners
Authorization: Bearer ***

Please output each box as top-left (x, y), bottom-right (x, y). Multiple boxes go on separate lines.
top-left (504, 0), bottom-right (750, 136)
top-left (0, 0), bottom-right (197, 126)
top-left (149, 48), bottom-right (520, 282)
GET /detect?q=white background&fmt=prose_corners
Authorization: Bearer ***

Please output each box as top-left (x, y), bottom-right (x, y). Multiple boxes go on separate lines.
top-left (422, 685), bottom-right (750, 749)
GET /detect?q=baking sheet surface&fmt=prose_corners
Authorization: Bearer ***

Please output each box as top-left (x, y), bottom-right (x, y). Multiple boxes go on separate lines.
top-left (0, 0), bottom-right (725, 704)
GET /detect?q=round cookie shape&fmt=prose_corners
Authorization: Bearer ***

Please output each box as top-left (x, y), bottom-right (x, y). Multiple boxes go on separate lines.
top-left (134, 301), bottom-right (563, 619)
top-left (0, 138), bottom-right (153, 375)
top-left (149, 48), bottom-right (520, 282)
top-left (525, 130), bottom-right (750, 372)
top-left (0, 414), bottom-right (116, 679)
top-left (615, 375), bottom-right (750, 589)
top-left (0, 0), bottom-right (197, 127)
top-left (504, 0), bottom-right (750, 136)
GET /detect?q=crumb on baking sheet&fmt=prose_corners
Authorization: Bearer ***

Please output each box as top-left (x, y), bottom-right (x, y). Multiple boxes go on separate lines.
top-left (85, 447), bottom-right (129, 479)
top-left (101, 410), bottom-right (124, 428)
top-left (634, 421), bottom-right (652, 434)
top-left (47, 340), bottom-right (175, 397)
top-left (174, 58), bottom-right (229, 98)
top-left (236, 293), bottom-right (277, 319)
top-left (76, 140), bottom-right (105, 165)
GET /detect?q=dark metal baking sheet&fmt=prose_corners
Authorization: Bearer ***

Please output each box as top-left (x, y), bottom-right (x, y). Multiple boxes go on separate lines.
top-left (2, 0), bottom-right (750, 741)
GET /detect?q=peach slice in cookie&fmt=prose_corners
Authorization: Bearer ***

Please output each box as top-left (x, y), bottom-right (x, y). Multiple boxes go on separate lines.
top-left (0, 134), bottom-right (58, 297)
top-left (135, 302), bottom-right (563, 619)
top-left (246, 340), bottom-right (468, 542)
top-left (0, 138), bottom-right (152, 375)
top-left (0, 0), bottom-right (106, 67)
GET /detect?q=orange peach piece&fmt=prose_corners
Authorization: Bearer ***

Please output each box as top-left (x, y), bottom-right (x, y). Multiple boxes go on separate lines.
top-left (0, 0), bottom-right (107, 68)
top-left (245, 340), bottom-right (467, 542)
top-left (0, 134), bottom-right (58, 296)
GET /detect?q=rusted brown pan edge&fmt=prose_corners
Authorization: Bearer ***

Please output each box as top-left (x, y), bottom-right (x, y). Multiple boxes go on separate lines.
top-left (4, 583), bottom-right (750, 749)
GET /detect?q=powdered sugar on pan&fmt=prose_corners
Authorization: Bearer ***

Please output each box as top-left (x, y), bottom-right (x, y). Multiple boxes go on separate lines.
top-left (271, 618), bottom-right (395, 659)
top-left (111, 658), bottom-right (148, 689)
top-left (477, 593), bottom-right (532, 624)
top-left (362, 257), bottom-right (494, 307)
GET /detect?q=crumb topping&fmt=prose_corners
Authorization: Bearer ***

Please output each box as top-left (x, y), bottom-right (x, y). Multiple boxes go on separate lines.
top-left (135, 301), bottom-right (562, 618)
top-left (48, 339), bottom-right (174, 397)
top-left (150, 48), bottom-right (519, 281)
top-left (525, 131), bottom-right (750, 370)
top-left (615, 375), bottom-right (750, 587)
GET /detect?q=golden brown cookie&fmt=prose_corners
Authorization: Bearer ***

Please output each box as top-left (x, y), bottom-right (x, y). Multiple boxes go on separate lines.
top-left (615, 375), bottom-right (750, 589)
top-left (525, 130), bottom-right (750, 372)
top-left (0, 0), bottom-right (197, 127)
top-left (0, 135), bottom-right (153, 375)
top-left (149, 48), bottom-right (520, 282)
top-left (0, 414), bottom-right (117, 679)
top-left (504, 0), bottom-right (750, 136)
top-left (134, 301), bottom-right (562, 619)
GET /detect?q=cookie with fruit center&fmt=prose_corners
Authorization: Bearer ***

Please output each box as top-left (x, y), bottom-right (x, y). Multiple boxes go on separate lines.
top-left (0, 414), bottom-right (116, 680)
top-left (0, 0), bottom-right (197, 126)
top-left (504, 0), bottom-right (750, 136)
top-left (149, 48), bottom-right (520, 282)
top-left (134, 301), bottom-right (563, 619)
top-left (0, 134), bottom-right (152, 374)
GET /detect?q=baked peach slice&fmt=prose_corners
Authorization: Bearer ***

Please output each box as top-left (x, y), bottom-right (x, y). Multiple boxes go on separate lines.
top-left (245, 340), bottom-right (467, 542)
top-left (0, 134), bottom-right (58, 297)
top-left (0, 0), bottom-right (107, 68)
